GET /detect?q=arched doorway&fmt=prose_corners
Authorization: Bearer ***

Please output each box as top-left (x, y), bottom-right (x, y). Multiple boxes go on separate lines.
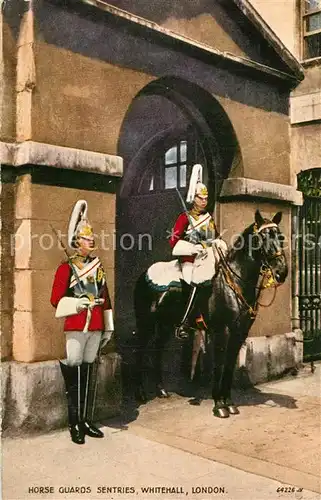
top-left (116, 77), bottom-right (240, 346)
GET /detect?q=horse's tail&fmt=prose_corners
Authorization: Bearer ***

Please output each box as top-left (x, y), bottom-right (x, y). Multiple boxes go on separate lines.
top-left (134, 271), bottom-right (155, 340)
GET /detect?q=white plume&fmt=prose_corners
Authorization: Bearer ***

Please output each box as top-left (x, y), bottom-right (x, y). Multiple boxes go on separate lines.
top-left (186, 164), bottom-right (203, 203)
top-left (67, 200), bottom-right (88, 249)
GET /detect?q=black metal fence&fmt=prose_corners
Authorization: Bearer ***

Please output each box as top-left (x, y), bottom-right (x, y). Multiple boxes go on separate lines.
top-left (298, 191), bottom-right (321, 361)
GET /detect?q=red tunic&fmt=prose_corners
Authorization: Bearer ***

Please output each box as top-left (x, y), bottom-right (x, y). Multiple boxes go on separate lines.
top-left (50, 262), bottom-right (112, 331)
top-left (169, 212), bottom-right (195, 263)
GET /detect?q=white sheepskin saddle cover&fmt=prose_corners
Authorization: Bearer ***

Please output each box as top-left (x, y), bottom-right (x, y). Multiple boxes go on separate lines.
top-left (146, 260), bottom-right (182, 291)
top-left (146, 240), bottom-right (227, 291)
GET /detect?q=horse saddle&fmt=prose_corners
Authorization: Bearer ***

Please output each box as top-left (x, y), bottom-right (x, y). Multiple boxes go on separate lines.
top-left (146, 245), bottom-right (221, 292)
top-left (146, 260), bottom-right (182, 292)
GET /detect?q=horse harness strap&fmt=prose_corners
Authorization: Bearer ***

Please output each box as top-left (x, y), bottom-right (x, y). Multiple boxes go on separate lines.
top-left (220, 259), bottom-right (258, 319)
top-left (257, 262), bottom-right (280, 308)
top-left (217, 246), bottom-right (280, 319)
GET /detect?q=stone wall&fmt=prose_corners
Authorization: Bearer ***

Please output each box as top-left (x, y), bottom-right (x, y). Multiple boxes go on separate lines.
top-left (1, 176), bottom-right (15, 360)
top-left (105, 0), bottom-right (267, 62)
top-left (11, 173), bottom-right (117, 362)
top-left (1, 0), bottom-right (301, 362)
top-left (32, 42), bottom-right (153, 156)
top-left (1, 353), bottom-right (122, 436)
top-left (1, 18), bottom-right (16, 142)
top-left (218, 96), bottom-right (291, 184)
top-left (291, 66), bottom-right (321, 177)
top-left (218, 199), bottom-right (292, 338)
top-left (249, 0), bottom-right (300, 58)
top-left (31, 44), bottom-right (292, 185)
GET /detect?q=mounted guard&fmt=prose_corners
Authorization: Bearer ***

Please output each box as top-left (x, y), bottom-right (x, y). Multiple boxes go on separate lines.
top-left (146, 164), bottom-right (227, 340)
top-left (169, 164), bottom-right (228, 338)
top-left (135, 204), bottom-right (288, 411)
top-left (50, 200), bottom-right (114, 445)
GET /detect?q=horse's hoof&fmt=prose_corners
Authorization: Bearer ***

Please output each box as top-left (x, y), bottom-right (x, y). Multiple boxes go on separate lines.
top-left (213, 406), bottom-right (230, 418)
top-left (156, 387), bottom-right (170, 398)
top-left (224, 399), bottom-right (240, 414)
top-left (227, 404), bottom-right (240, 415)
top-left (135, 387), bottom-right (148, 404)
top-left (189, 398), bottom-right (202, 406)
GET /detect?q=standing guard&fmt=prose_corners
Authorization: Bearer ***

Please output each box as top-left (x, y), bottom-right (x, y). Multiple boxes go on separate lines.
top-left (169, 164), bottom-right (227, 339)
top-left (50, 200), bottom-right (114, 445)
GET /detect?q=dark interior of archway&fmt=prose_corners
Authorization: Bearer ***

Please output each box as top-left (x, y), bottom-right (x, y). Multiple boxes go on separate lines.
top-left (115, 77), bottom-right (240, 380)
top-left (118, 76), bottom-right (239, 209)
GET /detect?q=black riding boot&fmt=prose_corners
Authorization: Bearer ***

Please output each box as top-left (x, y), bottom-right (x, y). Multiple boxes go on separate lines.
top-left (59, 361), bottom-right (85, 445)
top-left (80, 363), bottom-right (104, 438)
top-left (175, 284), bottom-right (198, 340)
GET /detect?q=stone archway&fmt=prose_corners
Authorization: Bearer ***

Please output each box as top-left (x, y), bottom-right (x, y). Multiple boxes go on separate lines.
top-left (115, 76), bottom-right (241, 345)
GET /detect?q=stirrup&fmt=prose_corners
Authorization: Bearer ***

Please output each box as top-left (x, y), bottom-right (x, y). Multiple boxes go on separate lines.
top-left (176, 286), bottom-right (197, 340)
top-left (175, 324), bottom-right (190, 340)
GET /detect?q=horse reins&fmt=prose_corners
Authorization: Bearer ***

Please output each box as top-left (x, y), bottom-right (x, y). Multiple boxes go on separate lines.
top-left (215, 222), bottom-right (283, 319)
top-left (219, 255), bottom-right (258, 319)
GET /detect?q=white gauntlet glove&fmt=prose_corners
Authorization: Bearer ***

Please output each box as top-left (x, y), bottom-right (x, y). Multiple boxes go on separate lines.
top-left (76, 296), bottom-right (92, 313)
top-left (76, 296), bottom-right (104, 313)
top-left (55, 296), bottom-right (91, 318)
top-left (194, 244), bottom-right (207, 257)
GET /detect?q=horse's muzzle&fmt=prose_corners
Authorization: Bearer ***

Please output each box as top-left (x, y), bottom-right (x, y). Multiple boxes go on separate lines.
top-left (274, 257), bottom-right (288, 284)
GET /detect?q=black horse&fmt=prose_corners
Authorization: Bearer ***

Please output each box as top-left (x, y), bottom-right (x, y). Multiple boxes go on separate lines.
top-left (133, 210), bottom-right (288, 417)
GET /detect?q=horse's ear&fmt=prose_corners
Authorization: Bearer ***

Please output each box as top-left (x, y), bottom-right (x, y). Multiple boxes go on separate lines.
top-left (255, 209), bottom-right (264, 228)
top-left (272, 212), bottom-right (282, 225)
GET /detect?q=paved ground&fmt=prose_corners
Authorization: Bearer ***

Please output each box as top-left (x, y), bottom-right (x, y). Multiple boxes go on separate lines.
top-left (2, 363), bottom-right (321, 500)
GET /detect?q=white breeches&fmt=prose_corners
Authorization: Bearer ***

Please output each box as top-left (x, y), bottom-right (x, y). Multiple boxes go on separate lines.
top-left (65, 330), bottom-right (102, 366)
top-left (181, 239), bottom-right (228, 286)
top-left (181, 262), bottom-right (194, 285)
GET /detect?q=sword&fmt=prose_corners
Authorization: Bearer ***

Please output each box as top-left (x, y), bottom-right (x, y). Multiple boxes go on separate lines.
top-left (90, 340), bottom-right (103, 422)
top-left (50, 224), bottom-right (99, 333)
top-left (50, 224), bottom-right (85, 294)
top-left (175, 188), bottom-right (199, 243)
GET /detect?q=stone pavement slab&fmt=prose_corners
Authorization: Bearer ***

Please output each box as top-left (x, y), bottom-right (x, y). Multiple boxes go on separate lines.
top-left (1, 425), bottom-right (318, 500)
top-left (2, 364), bottom-right (321, 500)
top-left (117, 363), bottom-right (321, 495)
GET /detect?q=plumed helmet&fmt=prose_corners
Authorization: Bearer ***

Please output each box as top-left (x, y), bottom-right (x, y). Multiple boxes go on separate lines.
top-left (67, 200), bottom-right (94, 249)
top-left (186, 164), bottom-right (208, 203)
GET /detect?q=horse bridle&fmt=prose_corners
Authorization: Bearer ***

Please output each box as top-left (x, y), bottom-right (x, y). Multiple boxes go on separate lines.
top-left (255, 222), bottom-right (284, 288)
top-left (218, 222), bottom-right (283, 284)
top-left (216, 222), bottom-right (284, 319)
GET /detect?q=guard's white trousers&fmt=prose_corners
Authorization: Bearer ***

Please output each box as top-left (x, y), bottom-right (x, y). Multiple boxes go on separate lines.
top-left (65, 330), bottom-right (102, 366)
top-left (180, 239), bottom-right (228, 285)
top-left (181, 261), bottom-right (194, 284)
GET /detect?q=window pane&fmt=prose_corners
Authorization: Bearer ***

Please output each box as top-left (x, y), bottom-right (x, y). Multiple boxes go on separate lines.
top-left (305, 0), bottom-right (321, 12)
top-left (180, 164), bottom-right (187, 187)
top-left (149, 176), bottom-right (154, 191)
top-left (180, 141), bottom-right (187, 162)
top-left (165, 166), bottom-right (177, 189)
top-left (305, 33), bottom-right (321, 58)
top-left (306, 12), bottom-right (321, 31)
top-left (165, 146), bottom-right (177, 165)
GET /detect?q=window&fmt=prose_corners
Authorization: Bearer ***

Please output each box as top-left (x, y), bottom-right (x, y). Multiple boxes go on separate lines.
top-left (149, 140), bottom-right (188, 191)
top-left (136, 131), bottom-right (205, 195)
top-left (303, 0), bottom-right (321, 59)
top-left (164, 141), bottom-right (187, 190)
